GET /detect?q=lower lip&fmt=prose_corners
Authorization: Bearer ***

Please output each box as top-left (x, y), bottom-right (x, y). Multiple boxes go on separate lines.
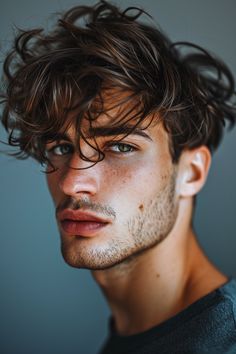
top-left (60, 220), bottom-right (108, 237)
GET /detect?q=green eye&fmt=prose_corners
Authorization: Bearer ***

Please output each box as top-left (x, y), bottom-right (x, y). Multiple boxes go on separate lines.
top-left (109, 143), bottom-right (134, 153)
top-left (47, 143), bottom-right (73, 157)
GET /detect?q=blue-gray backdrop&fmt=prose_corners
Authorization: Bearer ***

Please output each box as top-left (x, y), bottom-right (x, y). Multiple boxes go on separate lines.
top-left (1, 1), bottom-right (235, 353)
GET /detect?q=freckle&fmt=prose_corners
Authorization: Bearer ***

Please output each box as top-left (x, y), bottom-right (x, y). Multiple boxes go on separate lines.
top-left (161, 174), bottom-right (168, 181)
top-left (156, 273), bottom-right (160, 278)
top-left (139, 204), bottom-right (144, 211)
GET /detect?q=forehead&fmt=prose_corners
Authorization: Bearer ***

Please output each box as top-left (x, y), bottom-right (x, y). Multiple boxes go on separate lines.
top-left (49, 88), bottom-right (170, 148)
top-left (50, 89), bottom-right (172, 160)
top-left (63, 112), bottom-right (169, 154)
top-left (43, 89), bottom-right (166, 146)
top-left (68, 89), bottom-right (161, 135)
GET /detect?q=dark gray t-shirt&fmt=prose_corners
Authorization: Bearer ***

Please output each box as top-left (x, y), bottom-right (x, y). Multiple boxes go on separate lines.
top-left (99, 278), bottom-right (236, 354)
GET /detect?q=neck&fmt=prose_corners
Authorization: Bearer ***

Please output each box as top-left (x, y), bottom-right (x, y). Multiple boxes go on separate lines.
top-left (92, 198), bottom-right (227, 336)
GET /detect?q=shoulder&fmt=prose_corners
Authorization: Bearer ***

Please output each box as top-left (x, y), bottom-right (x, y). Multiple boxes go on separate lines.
top-left (176, 278), bottom-right (236, 353)
top-left (148, 278), bottom-right (236, 353)
top-left (100, 279), bottom-right (236, 354)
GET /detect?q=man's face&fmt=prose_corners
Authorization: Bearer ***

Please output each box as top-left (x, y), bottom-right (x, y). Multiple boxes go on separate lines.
top-left (46, 108), bottom-right (179, 270)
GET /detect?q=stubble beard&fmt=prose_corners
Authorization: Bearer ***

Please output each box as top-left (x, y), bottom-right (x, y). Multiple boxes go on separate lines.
top-left (60, 169), bottom-right (178, 270)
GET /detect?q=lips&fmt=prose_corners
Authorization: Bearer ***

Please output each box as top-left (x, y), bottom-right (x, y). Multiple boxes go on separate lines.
top-left (57, 209), bottom-right (110, 237)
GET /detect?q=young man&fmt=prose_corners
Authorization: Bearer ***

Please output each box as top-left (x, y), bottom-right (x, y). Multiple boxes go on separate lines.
top-left (1, 1), bottom-right (236, 353)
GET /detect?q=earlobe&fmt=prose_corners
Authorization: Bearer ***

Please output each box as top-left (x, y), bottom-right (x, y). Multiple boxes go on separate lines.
top-left (177, 146), bottom-right (212, 198)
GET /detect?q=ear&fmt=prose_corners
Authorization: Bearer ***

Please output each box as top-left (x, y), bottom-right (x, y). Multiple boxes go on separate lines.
top-left (176, 146), bottom-right (212, 198)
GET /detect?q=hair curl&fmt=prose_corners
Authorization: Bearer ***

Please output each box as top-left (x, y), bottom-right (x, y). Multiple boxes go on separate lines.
top-left (1, 0), bottom-right (236, 169)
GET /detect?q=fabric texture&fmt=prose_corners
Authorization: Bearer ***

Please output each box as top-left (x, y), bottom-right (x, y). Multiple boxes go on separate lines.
top-left (99, 278), bottom-right (236, 354)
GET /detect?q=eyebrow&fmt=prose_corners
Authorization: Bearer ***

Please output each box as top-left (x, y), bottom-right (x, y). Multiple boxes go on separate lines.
top-left (43, 133), bottom-right (72, 143)
top-left (88, 125), bottom-right (153, 141)
top-left (44, 125), bottom-right (152, 143)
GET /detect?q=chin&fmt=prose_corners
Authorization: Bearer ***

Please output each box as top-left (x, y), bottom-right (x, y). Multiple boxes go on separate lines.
top-left (61, 253), bottom-right (121, 270)
top-left (60, 245), bottom-right (118, 270)
top-left (60, 240), bottom-right (157, 271)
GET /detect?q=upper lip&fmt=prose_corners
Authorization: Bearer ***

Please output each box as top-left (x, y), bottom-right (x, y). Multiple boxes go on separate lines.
top-left (57, 209), bottom-right (111, 224)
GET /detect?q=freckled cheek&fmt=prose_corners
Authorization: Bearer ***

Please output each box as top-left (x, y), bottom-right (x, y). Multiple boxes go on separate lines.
top-left (102, 162), bottom-right (159, 207)
top-left (101, 165), bottom-right (130, 191)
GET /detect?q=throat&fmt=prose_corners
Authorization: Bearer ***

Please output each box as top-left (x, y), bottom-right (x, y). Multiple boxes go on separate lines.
top-left (92, 228), bottom-right (227, 337)
top-left (91, 245), bottom-right (190, 336)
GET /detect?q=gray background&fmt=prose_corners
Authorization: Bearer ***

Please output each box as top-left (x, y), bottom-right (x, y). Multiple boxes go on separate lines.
top-left (0, 1), bottom-right (235, 353)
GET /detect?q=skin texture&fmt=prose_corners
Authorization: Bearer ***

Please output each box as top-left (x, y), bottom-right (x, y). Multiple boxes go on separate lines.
top-left (47, 115), bottom-right (178, 270)
top-left (46, 108), bottom-right (227, 336)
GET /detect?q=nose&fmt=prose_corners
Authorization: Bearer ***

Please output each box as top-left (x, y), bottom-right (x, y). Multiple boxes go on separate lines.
top-left (59, 154), bottom-right (100, 197)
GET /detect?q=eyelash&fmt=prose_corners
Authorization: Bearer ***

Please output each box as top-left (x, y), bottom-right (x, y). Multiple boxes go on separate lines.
top-left (105, 142), bottom-right (137, 154)
top-left (45, 141), bottom-right (137, 158)
top-left (46, 143), bottom-right (74, 157)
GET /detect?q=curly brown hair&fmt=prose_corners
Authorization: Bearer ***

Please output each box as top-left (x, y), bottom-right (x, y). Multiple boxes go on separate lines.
top-left (1, 0), bottom-right (236, 170)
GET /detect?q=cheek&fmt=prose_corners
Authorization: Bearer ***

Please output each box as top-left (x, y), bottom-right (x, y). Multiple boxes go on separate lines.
top-left (103, 149), bottom-right (174, 217)
top-left (103, 160), bottom-right (162, 208)
top-left (46, 173), bottom-right (61, 202)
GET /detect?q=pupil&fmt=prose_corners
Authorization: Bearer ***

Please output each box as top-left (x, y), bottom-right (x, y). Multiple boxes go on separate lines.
top-left (62, 146), bottom-right (68, 153)
top-left (119, 144), bottom-right (129, 152)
